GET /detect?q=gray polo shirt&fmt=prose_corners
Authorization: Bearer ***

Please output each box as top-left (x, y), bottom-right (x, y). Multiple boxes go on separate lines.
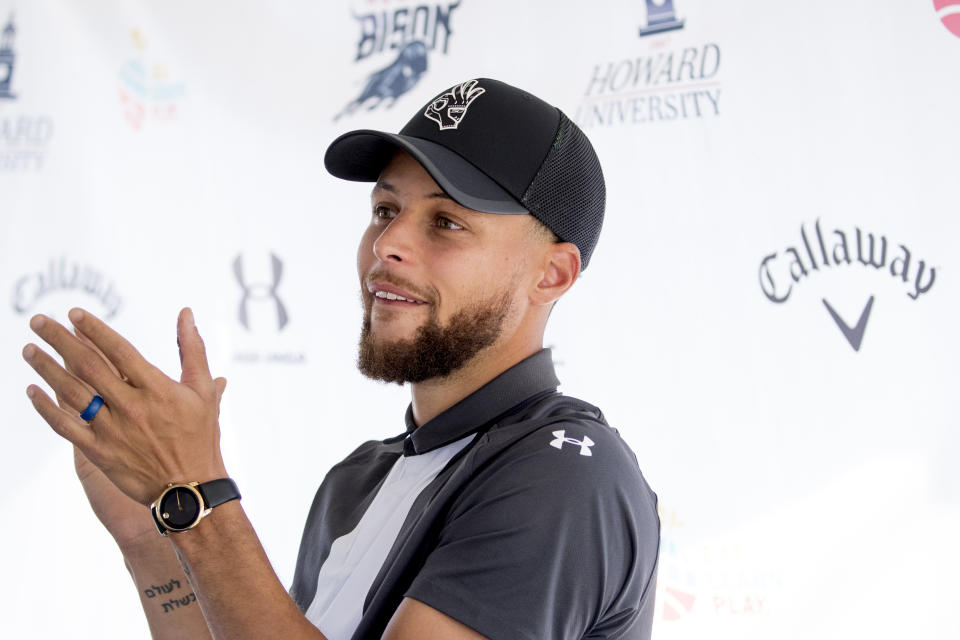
top-left (290, 349), bottom-right (659, 639)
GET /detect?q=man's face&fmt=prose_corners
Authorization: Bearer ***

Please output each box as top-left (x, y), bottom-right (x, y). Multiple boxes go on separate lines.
top-left (356, 151), bottom-right (536, 384)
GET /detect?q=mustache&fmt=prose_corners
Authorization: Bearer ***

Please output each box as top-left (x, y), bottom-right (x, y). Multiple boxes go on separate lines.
top-left (363, 269), bottom-right (435, 304)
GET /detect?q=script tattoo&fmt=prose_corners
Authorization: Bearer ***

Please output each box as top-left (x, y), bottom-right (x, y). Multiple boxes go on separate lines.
top-left (160, 591), bottom-right (197, 613)
top-left (143, 576), bottom-right (197, 614)
top-left (143, 579), bottom-right (180, 598)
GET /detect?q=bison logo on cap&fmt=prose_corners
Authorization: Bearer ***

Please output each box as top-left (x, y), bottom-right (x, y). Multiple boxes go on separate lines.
top-left (423, 79), bottom-right (485, 130)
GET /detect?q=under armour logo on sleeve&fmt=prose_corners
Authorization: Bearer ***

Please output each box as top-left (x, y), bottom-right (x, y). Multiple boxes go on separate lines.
top-left (549, 430), bottom-right (595, 456)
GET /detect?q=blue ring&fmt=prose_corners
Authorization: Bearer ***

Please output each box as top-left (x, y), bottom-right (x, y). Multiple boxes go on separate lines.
top-left (80, 395), bottom-right (104, 421)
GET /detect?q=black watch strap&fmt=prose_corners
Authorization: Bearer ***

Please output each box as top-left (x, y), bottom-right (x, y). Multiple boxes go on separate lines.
top-left (197, 478), bottom-right (241, 509)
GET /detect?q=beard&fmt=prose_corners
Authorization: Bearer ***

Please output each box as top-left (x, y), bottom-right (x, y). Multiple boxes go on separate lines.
top-left (357, 286), bottom-right (513, 384)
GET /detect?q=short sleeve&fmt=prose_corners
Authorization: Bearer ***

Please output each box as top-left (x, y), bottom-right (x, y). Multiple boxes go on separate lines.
top-left (404, 419), bottom-right (659, 640)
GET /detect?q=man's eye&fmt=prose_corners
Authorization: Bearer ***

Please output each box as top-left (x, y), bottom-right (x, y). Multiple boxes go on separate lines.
top-left (436, 216), bottom-right (464, 231)
top-left (373, 206), bottom-right (395, 220)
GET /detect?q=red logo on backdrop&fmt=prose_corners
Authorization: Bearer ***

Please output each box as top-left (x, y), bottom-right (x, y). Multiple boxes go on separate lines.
top-left (661, 587), bottom-right (696, 620)
top-left (934, 0), bottom-right (960, 37)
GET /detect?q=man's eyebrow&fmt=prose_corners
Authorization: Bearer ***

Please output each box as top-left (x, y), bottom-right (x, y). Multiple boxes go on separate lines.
top-left (371, 180), bottom-right (396, 197)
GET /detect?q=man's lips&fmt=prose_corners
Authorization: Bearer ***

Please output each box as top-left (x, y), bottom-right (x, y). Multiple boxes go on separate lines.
top-left (367, 282), bottom-right (428, 305)
top-left (373, 296), bottom-right (426, 307)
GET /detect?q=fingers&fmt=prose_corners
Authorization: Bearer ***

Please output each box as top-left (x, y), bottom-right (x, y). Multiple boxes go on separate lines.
top-left (64, 309), bottom-right (161, 388)
top-left (74, 326), bottom-right (126, 381)
top-left (177, 308), bottom-right (213, 388)
top-left (59, 330), bottom-right (103, 412)
top-left (29, 314), bottom-right (133, 400)
top-left (55, 375), bottom-right (96, 414)
top-left (23, 343), bottom-right (111, 422)
top-left (25, 384), bottom-right (98, 451)
top-left (54, 348), bottom-right (91, 413)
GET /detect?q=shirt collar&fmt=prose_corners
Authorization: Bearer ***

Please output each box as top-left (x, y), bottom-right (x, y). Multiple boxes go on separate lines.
top-left (401, 349), bottom-right (560, 455)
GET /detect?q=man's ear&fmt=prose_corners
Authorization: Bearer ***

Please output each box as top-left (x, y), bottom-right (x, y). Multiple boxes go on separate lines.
top-left (531, 242), bottom-right (580, 306)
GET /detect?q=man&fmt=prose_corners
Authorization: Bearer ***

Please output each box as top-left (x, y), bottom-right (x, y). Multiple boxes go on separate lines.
top-left (22, 78), bottom-right (659, 639)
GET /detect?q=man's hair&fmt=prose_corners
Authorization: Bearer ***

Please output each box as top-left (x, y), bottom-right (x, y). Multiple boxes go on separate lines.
top-left (525, 215), bottom-right (564, 317)
top-left (527, 215), bottom-right (560, 245)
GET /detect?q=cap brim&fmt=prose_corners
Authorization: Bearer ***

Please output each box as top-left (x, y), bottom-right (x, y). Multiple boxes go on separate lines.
top-left (324, 130), bottom-right (528, 215)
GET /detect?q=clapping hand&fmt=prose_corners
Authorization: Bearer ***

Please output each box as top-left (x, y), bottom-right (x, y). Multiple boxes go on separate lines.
top-left (23, 308), bottom-right (228, 509)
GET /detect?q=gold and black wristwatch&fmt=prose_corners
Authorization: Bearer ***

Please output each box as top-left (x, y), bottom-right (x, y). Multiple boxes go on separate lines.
top-left (150, 479), bottom-right (241, 536)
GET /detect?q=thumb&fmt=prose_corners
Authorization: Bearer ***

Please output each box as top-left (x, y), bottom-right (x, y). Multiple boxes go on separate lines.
top-left (73, 445), bottom-right (99, 483)
top-left (213, 377), bottom-right (227, 417)
top-left (177, 308), bottom-right (212, 387)
top-left (214, 377), bottom-right (227, 403)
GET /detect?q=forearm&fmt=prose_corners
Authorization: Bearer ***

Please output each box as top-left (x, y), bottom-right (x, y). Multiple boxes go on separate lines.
top-left (170, 501), bottom-right (327, 640)
top-left (122, 536), bottom-right (212, 639)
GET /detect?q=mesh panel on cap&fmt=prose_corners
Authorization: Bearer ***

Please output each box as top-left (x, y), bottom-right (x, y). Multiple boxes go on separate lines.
top-left (521, 113), bottom-right (606, 270)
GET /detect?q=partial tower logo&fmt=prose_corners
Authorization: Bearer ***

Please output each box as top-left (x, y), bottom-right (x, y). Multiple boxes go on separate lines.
top-left (638, 0), bottom-right (685, 37)
top-left (0, 15), bottom-right (17, 99)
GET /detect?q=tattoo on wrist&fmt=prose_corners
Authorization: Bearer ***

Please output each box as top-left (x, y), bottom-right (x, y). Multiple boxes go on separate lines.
top-left (160, 592), bottom-right (197, 614)
top-left (143, 579), bottom-right (180, 599)
top-left (143, 577), bottom-right (197, 614)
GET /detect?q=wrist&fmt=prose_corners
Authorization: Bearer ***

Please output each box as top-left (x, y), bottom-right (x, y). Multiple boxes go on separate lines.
top-left (169, 500), bottom-right (245, 558)
top-left (150, 478), bottom-right (241, 537)
top-left (119, 524), bottom-right (174, 559)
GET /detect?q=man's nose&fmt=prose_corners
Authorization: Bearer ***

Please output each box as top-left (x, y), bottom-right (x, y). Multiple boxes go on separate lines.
top-left (372, 210), bottom-right (419, 264)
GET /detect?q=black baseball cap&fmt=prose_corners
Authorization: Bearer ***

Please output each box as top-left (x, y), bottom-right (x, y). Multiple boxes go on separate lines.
top-left (325, 78), bottom-right (606, 269)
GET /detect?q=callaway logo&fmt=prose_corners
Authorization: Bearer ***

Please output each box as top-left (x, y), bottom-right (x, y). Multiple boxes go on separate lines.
top-left (423, 79), bottom-right (485, 130)
top-left (822, 296), bottom-right (874, 352)
top-left (550, 430), bottom-right (595, 457)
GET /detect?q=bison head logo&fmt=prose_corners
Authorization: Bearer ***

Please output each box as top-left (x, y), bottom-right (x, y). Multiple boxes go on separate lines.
top-left (423, 79), bottom-right (486, 130)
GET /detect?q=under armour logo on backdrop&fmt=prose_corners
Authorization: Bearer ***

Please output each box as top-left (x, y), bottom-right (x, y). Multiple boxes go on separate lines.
top-left (423, 79), bottom-right (485, 130)
top-left (233, 253), bottom-right (289, 331)
top-left (550, 430), bottom-right (595, 456)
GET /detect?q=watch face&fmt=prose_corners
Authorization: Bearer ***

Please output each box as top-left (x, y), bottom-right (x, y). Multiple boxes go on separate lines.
top-left (159, 486), bottom-right (202, 530)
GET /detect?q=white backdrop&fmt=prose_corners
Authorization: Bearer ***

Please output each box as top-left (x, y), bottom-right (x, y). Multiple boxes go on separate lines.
top-left (1, 1), bottom-right (958, 638)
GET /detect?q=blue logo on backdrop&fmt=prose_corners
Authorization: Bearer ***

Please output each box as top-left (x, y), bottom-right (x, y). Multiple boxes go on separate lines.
top-left (639, 0), bottom-right (685, 37)
top-left (336, 41), bottom-right (428, 120)
top-left (0, 15), bottom-right (16, 99)
top-left (0, 16), bottom-right (55, 171)
top-left (575, 1), bottom-right (722, 129)
top-left (335, 2), bottom-right (462, 120)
